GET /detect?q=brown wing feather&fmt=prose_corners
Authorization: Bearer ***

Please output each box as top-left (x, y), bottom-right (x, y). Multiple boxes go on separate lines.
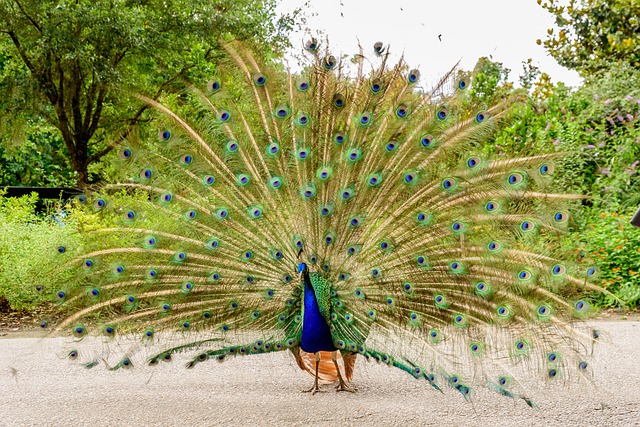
top-left (293, 349), bottom-right (357, 384)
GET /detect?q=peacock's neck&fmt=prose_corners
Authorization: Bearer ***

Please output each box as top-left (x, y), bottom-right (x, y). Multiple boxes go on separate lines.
top-left (300, 272), bottom-right (336, 353)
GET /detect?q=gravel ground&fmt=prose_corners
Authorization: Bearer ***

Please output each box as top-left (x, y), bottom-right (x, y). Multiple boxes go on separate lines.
top-left (0, 321), bottom-right (639, 427)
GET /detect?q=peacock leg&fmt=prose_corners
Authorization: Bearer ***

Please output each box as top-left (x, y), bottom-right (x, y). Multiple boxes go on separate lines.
top-left (331, 351), bottom-right (355, 393)
top-left (302, 352), bottom-right (324, 394)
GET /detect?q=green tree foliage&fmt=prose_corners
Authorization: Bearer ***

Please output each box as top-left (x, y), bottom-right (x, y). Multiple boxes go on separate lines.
top-left (0, 0), bottom-right (299, 186)
top-left (537, 0), bottom-right (640, 74)
top-left (468, 57), bottom-right (513, 105)
top-left (492, 64), bottom-right (640, 210)
top-left (0, 116), bottom-right (77, 186)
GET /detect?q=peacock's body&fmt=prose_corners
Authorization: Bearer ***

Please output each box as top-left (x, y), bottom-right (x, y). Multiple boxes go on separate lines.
top-left (48, 39), bottom-right (604, 402)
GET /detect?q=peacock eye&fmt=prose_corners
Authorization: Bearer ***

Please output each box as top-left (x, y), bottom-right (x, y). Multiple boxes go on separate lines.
top-left (297, 79), bottom-right (309, 91)
top-left (253, 73), bottom-right (267, 86)
top-left (421, 134), bottom-right (434, 148)
top-left (305, 38), bottom-right (318, 52)
top-left (442, 178), bottom-right (456, 190)
top-left (324, 56), bottom-right (336, 69)
top-left (408, 69), bottom-right (420, 83)
top-left (207, 80), bottom-right (220, 92)
top-left (158, 130), bottom-right (171, 141)
top-left (395, 104), bottom-right (409, 118)
top-left (218, 111), bottom-right (231, 122)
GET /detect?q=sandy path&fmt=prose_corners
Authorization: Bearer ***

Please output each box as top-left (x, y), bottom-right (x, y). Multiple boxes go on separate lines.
top-left (0, 321), bottom-right (639, 427)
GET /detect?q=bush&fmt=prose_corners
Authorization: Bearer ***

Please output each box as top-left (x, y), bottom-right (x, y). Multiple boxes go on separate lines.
top-left (493, 64), bottom-right (640, 209)
top-left (0, 192), bottom-right (81, 311)
top-left (0, 190), bottom-right (156, 312)
top-left (482, 63), bottom-right (640, 309)
top-left (579, 207), bottom-right (640, 308)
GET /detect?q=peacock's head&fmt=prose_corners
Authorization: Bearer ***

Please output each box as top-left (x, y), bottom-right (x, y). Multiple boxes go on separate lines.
top-left (297, 262), bottom-right (308, 277)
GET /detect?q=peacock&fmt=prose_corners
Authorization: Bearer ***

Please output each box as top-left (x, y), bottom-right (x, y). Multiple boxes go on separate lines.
top-left (45, 38), bottom-right (606, 402)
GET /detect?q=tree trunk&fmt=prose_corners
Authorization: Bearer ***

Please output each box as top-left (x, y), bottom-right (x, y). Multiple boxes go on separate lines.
top-left (68, 143), bottom-right (89, 188)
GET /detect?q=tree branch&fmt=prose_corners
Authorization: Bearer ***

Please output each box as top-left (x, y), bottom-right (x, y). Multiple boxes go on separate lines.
top-left (13, 0), bottom-right (42, 33)
top-left (87, 140), bottom-right (119, 164)
top-left (5, 30), bottom-right (36, 75)
top-left (83, 75), bottom-right (97, 133)
top-left (70, 63), bottom-right (84, 139)
top-left (86, 83), bottom-right (106, 138)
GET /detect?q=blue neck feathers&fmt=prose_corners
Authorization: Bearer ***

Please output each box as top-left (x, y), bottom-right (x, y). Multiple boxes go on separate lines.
top-left (300, 272), bottom-right (336, 353)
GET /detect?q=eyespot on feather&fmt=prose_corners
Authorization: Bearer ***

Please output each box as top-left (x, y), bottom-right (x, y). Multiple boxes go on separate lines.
top-left (207, 79), bottom-right (221, 92)
top-left (252, 73), bottom-right (267, 86)
top-left (408, 69), bottom-right (420, 83)
top-left (324, 55), bottom-right (336, 69)
top-left (305, 38), bottom-right (319, 52)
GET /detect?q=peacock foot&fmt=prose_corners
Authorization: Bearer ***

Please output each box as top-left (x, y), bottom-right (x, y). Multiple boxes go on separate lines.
top-left (335, 380), bottom-right (356, 393)
top-left (302, 384), bottom-right (325, 395)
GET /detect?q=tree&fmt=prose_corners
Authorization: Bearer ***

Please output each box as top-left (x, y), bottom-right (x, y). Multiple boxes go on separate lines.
top-left (0, 0), bottom-right (299, 186)
top-left (468, 57), bottom-right (512, 105)
top-left (537, 0), bottom-right (640, 75)
top-left (0, 116), bottom-right (76, 186)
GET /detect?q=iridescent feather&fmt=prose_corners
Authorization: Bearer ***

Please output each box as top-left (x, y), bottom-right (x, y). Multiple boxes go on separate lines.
top-left (46, 39), bottom-right (606, 401)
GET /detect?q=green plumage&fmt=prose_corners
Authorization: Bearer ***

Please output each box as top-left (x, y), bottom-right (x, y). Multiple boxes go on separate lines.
top-left (46, 39), bottom-right (606, 401)
top-left (308, 273), bottom-right (332, 325)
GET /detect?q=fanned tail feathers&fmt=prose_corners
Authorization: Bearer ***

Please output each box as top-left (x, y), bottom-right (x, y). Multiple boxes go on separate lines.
top-left (46, 38), bottom-right (606, 401)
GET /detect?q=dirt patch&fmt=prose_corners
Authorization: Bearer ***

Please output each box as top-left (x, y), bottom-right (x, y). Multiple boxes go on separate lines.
top-left (0, 301), bottom-right (61, 335)
top-left (596, 307), bottom-right (640, 321)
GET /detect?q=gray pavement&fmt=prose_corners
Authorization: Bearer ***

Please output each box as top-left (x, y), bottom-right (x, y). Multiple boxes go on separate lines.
top-left (0, 321), bottom-right (639, 426)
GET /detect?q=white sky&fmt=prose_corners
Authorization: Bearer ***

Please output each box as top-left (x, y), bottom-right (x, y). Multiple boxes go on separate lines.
top-left (276, 0), bottom-right (581, 88)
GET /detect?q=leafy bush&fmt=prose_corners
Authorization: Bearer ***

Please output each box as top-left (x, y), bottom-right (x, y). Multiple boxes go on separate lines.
top-left (0, 191), bottom-right (90, 311)
top-left (579, 207), bottom-right (640, 308)
top-left (482, 62), bottom-right (640, 308)
top-left (489, 64), bottom-right (640, 210)
top-left (0, 190), bottom-right (155, 312)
